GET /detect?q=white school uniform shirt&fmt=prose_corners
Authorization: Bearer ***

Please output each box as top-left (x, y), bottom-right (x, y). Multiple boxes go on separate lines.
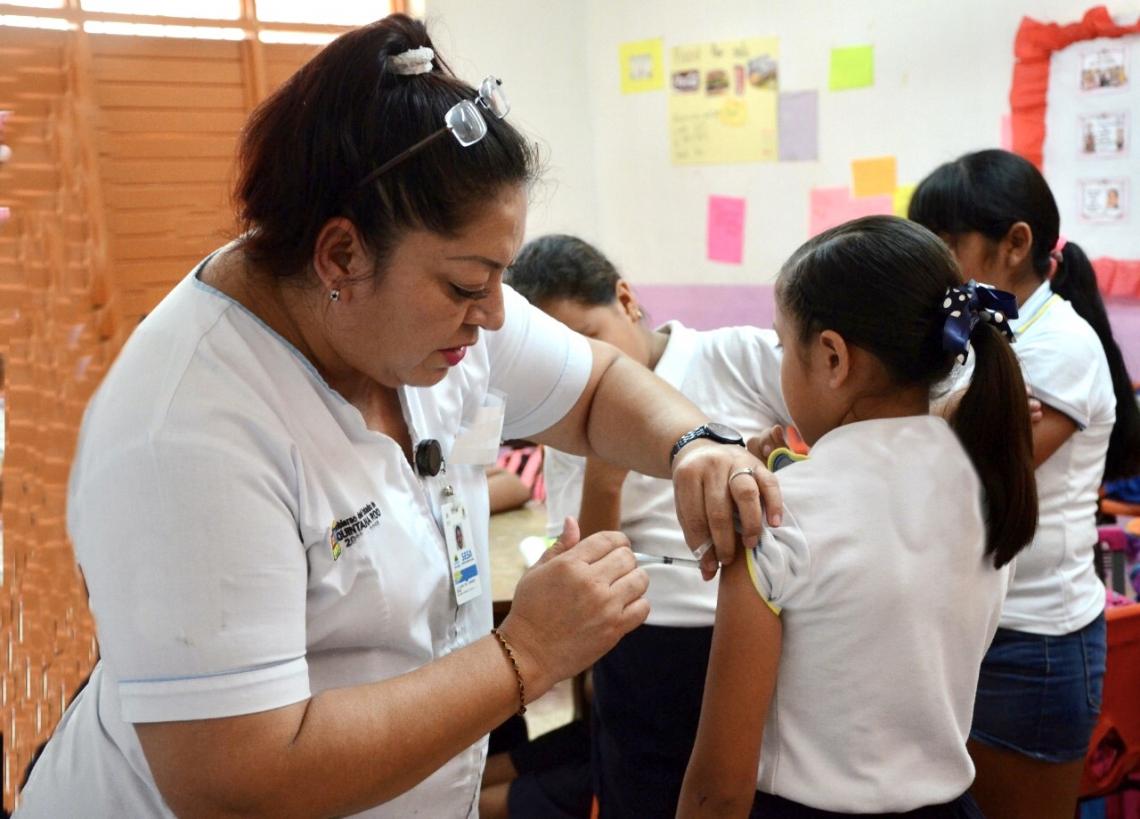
top-left (1001, 280), bottom-right (1113, 635)
top-left (746, 416), bottom-right (1008, 812)
top-left (18, 267), bottom-right (591, 818)
top-left (544, 322), bottom-right (788, 627)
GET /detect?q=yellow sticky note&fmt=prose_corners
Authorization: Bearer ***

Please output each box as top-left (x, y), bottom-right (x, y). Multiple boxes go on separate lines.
top-left (829, 45), bottom-right (874, 91)
top-left (893, 183), bottom-right (916, 217)
top-left (851, 156), bottom-right (897, 198)
top-left (619, 38), bottom-right (664, 94)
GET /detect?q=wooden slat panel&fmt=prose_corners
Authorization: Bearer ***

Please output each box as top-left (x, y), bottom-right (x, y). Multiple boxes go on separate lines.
top-left (98, 132), bottom-right (237, 159)
top-left (103, 157), bottom-right (233, 184)
top-left (87, 35), bottom-right (243, 61)
top-left (106, 210), bottom-right (232, 238)
top-left (96, 81), bottom-right (246, 110)
top-left (91, 54), bottom-right (241, 85)
top-left (110, 234), bottom-right (217, 262)
top-left (98, 108), bottom-right (246, 133)
top-left (102, 181), bottom-right (229, 210)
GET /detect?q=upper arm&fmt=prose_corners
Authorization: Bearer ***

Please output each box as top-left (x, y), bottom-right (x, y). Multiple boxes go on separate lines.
top-left (485, 285), bottom-right (599, 443)
top-left (680, 558), bottom-right (781, 816)
top-left (525, 337), bottom-right (619, 454)
top-left (72, 437), bottom-right (311, 807)
top-left (1032, 403), bottom-right (1079, 467)
top-left (74, 438), bottom-right (310, 716)
top-left (136, 702), bottom-right (309, 818)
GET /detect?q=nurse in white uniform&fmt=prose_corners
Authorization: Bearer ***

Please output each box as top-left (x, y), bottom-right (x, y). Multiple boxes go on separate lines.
top-left (17, 16), bottom-right (779, 819)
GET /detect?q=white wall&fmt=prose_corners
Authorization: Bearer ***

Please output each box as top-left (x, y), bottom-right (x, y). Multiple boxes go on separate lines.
top-left (422, 0), bottom-right (601, 245)
top-left (426, 0), bottom-right (1140, 282)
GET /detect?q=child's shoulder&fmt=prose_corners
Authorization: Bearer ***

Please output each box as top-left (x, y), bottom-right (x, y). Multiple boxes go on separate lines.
top-left (776, 416), bottom-right (975, 508)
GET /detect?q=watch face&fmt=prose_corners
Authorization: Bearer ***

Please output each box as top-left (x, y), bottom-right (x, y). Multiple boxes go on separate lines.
top-left (706, 422), bottom-right (744, 443)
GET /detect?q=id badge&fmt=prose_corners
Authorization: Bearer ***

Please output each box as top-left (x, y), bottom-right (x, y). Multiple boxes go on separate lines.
top-left (443, 494), bottom-right (482, 605)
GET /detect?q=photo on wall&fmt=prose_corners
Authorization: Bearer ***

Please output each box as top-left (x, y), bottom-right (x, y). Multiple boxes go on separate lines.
top-left (1078, 178), bottom-right (1129, 223)
top-left (1080, 45), bottom-right (1129, 91)
top-left (1079, 111), bottom-right (1128, 157)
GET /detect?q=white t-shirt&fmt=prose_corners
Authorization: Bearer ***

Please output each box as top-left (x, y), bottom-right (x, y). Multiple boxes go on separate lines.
top-left (745, 416), bottom-right (1008, 812)
top-left (18, 267), bottom-right (591, 818)
top-left (1000, 280), bottom-right (1113, 635)
top-left (544, 323), bottom-right (788, 627)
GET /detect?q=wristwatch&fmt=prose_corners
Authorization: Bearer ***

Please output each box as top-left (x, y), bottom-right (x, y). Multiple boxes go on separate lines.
top-left (669, 422), bottom-right (746, 466)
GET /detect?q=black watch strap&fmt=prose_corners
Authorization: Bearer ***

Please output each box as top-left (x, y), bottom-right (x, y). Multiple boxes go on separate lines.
top-left (669, 423), bottom-right (746, 466)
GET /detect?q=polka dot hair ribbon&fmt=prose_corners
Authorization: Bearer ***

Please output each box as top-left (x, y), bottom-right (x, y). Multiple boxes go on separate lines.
top-left (941, 280), bottom-right (1019, 365)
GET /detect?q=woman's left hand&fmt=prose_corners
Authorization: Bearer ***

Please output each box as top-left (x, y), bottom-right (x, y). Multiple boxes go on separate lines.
top-left (671, 441), bottom-right (782, 579)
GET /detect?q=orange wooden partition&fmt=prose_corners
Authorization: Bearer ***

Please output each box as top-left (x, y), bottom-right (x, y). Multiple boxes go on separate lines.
top-left (0, 16), bottom-right (337, 810)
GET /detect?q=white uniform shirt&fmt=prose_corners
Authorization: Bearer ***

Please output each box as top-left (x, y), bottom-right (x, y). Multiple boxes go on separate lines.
top-left (1002, 280), bottom-right (1113, 635)
top-left (746, 416), bottom-right (1008, 812)
top-left (18, 268), bottom-right (591, 818)
top-left (544, 323), bottom-right (788, 627)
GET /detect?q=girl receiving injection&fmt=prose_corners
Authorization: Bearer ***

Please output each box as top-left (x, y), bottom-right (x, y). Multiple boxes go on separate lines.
top-left (678, 216), bottom-right (1038, 818)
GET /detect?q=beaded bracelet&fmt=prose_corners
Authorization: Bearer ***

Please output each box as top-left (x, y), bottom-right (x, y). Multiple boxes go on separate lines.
top-left (491, 628), bottom-right (526, 716)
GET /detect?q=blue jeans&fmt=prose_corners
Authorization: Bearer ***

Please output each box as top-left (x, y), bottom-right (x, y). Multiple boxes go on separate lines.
top-left (971, 611), bottom-right (1107, 763)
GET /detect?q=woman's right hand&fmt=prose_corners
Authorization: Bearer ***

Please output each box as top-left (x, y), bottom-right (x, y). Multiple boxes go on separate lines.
top-left (498, 517), bottom-right (649, 701)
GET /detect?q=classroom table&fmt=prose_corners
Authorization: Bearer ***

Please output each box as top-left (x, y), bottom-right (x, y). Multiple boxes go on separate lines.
top-left (489, 503), bottom-right (548, 622)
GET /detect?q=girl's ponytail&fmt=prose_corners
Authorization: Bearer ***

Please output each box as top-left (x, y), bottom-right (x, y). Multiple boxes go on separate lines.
top-left (951, 323), bottom-right (1038, 568)
top-left (1052, 241), bottom-right (1140, 480)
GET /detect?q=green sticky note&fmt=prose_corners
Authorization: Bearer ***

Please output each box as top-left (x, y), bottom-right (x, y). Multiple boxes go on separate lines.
top-left (829, 45), bottom-right (874, 91)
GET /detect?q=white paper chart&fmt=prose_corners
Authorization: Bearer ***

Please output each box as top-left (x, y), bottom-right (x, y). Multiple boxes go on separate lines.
top-left (1043, 33), bottom-right (1140, 260)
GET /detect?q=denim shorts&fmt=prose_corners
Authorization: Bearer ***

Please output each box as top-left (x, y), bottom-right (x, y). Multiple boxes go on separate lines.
top-left (970, 611), bottom-right (1106, 763)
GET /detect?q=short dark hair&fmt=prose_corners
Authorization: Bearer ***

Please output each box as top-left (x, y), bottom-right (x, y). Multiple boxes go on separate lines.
top-left (910, 149), bottom-right (1140, 479)
top-left (234, 14), bottom-right (538, 281)
top-left (777, 215), bottom-right (1037, 568)
top-left (505, 234), bottom-right (620, 306)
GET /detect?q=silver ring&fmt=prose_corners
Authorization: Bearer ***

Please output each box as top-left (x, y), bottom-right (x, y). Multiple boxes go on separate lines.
top-left (729, 467), bottom-right (755, 483)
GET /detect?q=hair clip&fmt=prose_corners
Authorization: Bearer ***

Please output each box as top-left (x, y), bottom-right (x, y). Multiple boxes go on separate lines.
top-left (389, 46), bottom-right (434, 76)
top-left (941, 280), bottom-right (1019, 364)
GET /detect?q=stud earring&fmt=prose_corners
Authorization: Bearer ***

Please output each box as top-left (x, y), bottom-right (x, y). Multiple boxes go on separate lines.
top-left (330, 289), bottom-right (340, 302)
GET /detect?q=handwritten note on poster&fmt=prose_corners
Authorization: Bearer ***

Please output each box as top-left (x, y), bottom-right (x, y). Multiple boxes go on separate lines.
top-left (778, 90), bottom-right (818, 161)
top-left (669, 37), bottom-right (780, 165)
top-left (707, 195), bottom-right (746, 264)
top-left (829, 45), bottom-right (874, 91)
top-left (619, 38), bottom-right (665, 94)
top-left (851, 156), bottom-right (897, 197)
top-left (810, 187), bottom-right (892, 236)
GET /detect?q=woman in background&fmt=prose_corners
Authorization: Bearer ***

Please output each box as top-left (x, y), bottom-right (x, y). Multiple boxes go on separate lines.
top-left (910, 149), bottom-right (1140, 818)
top-left (508, 235), bottom-right (790, 818)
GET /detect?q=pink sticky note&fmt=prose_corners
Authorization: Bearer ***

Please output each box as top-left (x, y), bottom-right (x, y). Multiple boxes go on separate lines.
top-left (0, 206), bottom-right (10, 225)
top-left (809, 187), bottom-right (892, 236)
top-left (1000, 115), bottom-right (1013, 150)
top-left (707, 195), bottom-right (746, 264)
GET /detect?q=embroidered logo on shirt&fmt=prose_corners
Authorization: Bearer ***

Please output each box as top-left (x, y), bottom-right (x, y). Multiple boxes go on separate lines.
top-left (329, 502), bottom-right (383, 560)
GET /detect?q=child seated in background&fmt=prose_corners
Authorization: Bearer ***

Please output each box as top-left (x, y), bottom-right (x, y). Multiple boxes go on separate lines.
top-left (506, 235), bottom-right (790, 818)
top-left (678, 216), bottom-right (1038, 818)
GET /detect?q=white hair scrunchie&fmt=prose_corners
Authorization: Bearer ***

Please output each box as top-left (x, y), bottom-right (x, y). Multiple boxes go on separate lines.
top-left (389, 46), bottom-right (435, 76)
